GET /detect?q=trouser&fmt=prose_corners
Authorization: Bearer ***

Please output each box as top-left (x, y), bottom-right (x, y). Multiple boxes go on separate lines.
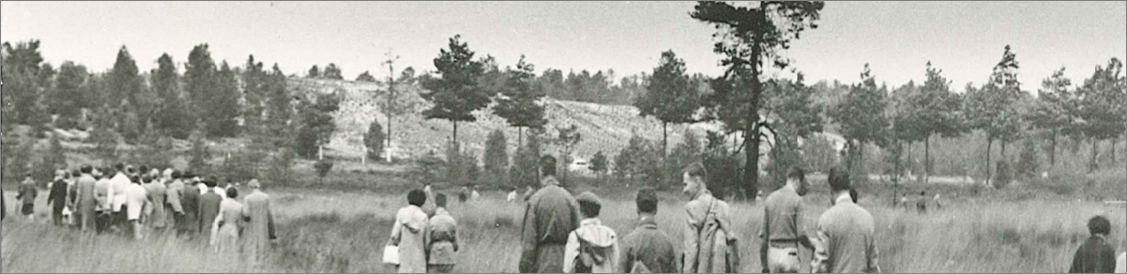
top-left (78, 209), bottom-right (97, 231)
top-left (531, 243), bottom-right (566, 273)
top-left (427, 264), bottom-right (455, 273)
top-left (767, 242), bottom-right (801, 273)
top-left (96, 211), bottom-right (112, 233)
top-left (52, 206), bottom-right (65, 226)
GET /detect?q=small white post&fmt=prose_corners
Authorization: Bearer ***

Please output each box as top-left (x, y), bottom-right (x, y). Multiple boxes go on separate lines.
top-left (318, 145), bottom-right (324, 161)
top-left (362, 147), bottom-right (367, 165)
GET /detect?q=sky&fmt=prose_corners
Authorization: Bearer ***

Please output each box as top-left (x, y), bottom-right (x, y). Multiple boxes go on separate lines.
top-left (2, 1), bottom-right (1125, 90)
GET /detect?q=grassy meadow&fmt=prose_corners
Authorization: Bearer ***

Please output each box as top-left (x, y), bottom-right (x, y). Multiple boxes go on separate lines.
top-left (3, 168), bottom-right (1125, 273)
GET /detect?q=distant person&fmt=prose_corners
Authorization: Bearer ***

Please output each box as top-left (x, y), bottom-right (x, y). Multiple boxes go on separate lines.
top-left (459, 186), bottom-right (470, 203)
top-left (210, 187), bottom-right (248, 254)
top-left (680, 162), bottom-right (737, 273)
top-left (180, 172), bottom-right (202, 238)
top-left (507, 187), bottom-right (519, 203)
top-left (619, 187), bottom-right (678, 273)
top-left (762, 168), bottom-right (813, 273)
top-left (471, 185), bottom-right (481, 201)
top-left (1069, 215), bottom-right (1117, 273)
top-left (425, 193), bottom-right (458, 273)
top-left (142, 174), bottom-right (168, 232)
top-left (388, 189), bottom-right (429, 273)
top-left (519, 155), bottom-right (582, 273)
top-left (93, 168), bottom-right (113, 232)
top-left (48, 171), bottom-right (71, 226)
top-left (198, 177), bottom-right (224, 241)
top-left (125, 175), bottom-right (149, 240)
top-left (243, 179), bottom-right (277, 262)
top-left (75, 165), bottom-right (98, 231)
top-left (110, 164), bottom-right (133, 232)
top-left (563, 192), bottom-right (619, 273)
top-left (811, 168), bottom-right (880, 273)
top-left (17, 173), bottom-right (38, 221)
top-left (166, 171), bottom-right (186, 233)
top-left (933, 194), bottom-right (942, 210)
top-left (916, 191), bottom-right (928, 213)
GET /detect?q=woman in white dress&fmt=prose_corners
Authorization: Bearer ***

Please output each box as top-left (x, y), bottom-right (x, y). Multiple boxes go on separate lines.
top-left (211, 187), bottom-right (248, 255)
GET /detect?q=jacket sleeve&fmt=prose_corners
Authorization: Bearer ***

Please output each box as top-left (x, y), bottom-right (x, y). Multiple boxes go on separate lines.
top-left (866, 233), bottom-right (881, 273)
top-left (519, 203), bottom-right (538, 273)
top-left (267, 200), bottom-right (276, 239)
top-left (168, 188), bottom-right (183, 214)
top-left (683, 206), bottom-right (699, 274)
top-left (388, 213), bottom-right (402, 246)
top-left (811, 229), bottom-right (830, 273)
top-left (562, 232), bottom-right (579, 273)
top-left (610, 235), bottom-right (621, 274)
top-left (619, 239), bottom-right (633, 273)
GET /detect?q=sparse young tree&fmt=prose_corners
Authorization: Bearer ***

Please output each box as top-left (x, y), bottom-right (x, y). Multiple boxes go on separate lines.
top-left (1028, 67), bottom-right (1075, 167)
top-left (242, 55), bottom-right (268, 133)
top-left (188, 133), bottom-right (211, 173)
top-left (265, 64), bottom-right (293, 136)
top-left (1075, 58), bottom-right (1126, 172)
top-left (420, 35), bottom-right (493, 144)
top-left (831, 64), bottom-right (889, 175)
top-left (186, 44), bottom-right (217, 126)
top-left (307, 65), bottom-right (321, 79)
top-left (493, 55), bottom-right (548, 147)
top-left (152, 53), bottom-right (194, 139)
top-left (41, 136), bottom-right (68, 179)
top-left (294, 92), bottom-right (341, 159)
top-left (356, 71), bottom-right (377, 82)
top-left (47, 61), bottom-right (88, 128)
top-left (203, 61), bottom-right (242, 138)
top-left (966, 45), bottom-right (1024, 182)
top-left (589, 150), bottom-right (609, 182)
top-left (636, 50), bottom-right (700, 156)
top-left (483, 129), bottom-right (509, 181)
top-left (553, 124), bottom-right (582, 184)
top-left (691, 1), bottom-right (825, 200)
top-left (323, 63), bottom-right (344, 80)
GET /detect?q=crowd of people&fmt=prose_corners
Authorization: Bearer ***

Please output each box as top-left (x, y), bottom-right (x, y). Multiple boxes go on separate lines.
top-left (2, 156), bottom-right (1124, 273)
top-left (3, 163), bottom-right (277, 261)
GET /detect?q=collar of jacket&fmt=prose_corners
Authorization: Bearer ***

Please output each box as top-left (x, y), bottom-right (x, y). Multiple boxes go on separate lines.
top-left (835, 192), bottom-right (853, 205)
top-left (692, 189), bottom-right (714, 203)
top-left (435, 207), bottom-right (450, 216)
top-left (581, 218), bottom-right (602, 227)
top-left (637, 215), bottom-right (658, 229)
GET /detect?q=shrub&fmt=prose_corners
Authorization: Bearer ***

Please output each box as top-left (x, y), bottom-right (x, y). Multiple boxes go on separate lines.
top-left (1015, 139), bottom-right (1039, 179)
top-left (364, 119), bottom-right (385, 162)
top-left (314, 159), bottom-right (334, 184)
top-left (483, 129), bottom-right (508, 182)
top-left (993, 160), bottom-right (1013, 189)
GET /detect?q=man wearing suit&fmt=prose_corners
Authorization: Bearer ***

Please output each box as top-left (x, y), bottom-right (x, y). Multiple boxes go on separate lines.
top-left (197, 176), bottom-right (223, 242)
top-left (243, 179), bottom-right (276, 263)
top-left (180, 172), bottom-right (202, 238)
top-left (74, 165), bottom-right (98, 231)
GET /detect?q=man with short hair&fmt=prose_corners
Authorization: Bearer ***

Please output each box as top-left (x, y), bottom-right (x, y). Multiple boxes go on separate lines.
top-left (563, 192), bottom-right (619, 273)
top-left (681, 162), bottom-right (735, 273)
top-left (48, 170), bottom-right (71, 226)
top-left (619, 187), bottom-right (678, 273)
top-left (426, 193), bottom-right (459, 273)
top-left (142, 175), bottom-right (168, 232)
top-left (166, 171), bottom-right (186, 235)
top-left (811, 168), bottom-right (880, 273)
top-left (93, 168), bottom-right (113, 232)
top-left (197, 176), bottom-right (223, 241)
top-left (519, 155), bottom-right (582, 273)
top-left (17, 173), bottom-right (38, 221)
top-left (1069, 215), bottom-right (1117, 273)
top-left (180, 171), bottom-right (202, 238)
top-left (74, 165), bottom-right (98, 231)
top-left (761, 167), bottom-right (814, 273)
top-left (125, 175), bottom-right (149, 240)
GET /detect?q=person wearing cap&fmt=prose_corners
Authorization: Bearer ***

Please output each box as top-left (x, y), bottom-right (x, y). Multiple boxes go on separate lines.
top-left (142, 174), bottom-right (168, 232)
top-left (243, 179), bottom-right (276, 263)
top-left (681, 162), bottom-right (735, 273)
top-left (1069, 215), bottom-right (1117, 273)
top-left (619, 187), bottom-right (678, 273)
top-left (471, 185), bottom-right (481, 201)
top-left (17, 173), bottom-right (38, 221)
top-left (198, 176), bottom-right (224, 241)
top-left (810, 168), bottom-right (880, 273)
top-left (519, 155), bottom-right (582, 273)
top-left (74, 165), bottom-right (98, 231)
top-left (48, 170), bottom-right (71, 226)
top-left (761, 167), bottom-right (814, 273)
top-left (425, 193), bottom-right (458, 273)
top-left (388, 189), bottom-right (430, 273)
top-left (165, 170), bottom-right (185, 234)
top-left (125, 174), bottom-right (149, 240)
top-left (180, 172), bottom-right (202, 238)
top-left (563, 192), bottom-right (618, 273)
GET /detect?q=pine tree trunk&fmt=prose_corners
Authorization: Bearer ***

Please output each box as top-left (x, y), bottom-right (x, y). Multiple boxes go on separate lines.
top-left (453, 121), bottom-right (458, 147)
top-left (985, 138), bottom-right (993, 185)
top-left (662, 122), bottom-right (668, 158)
top-left (1049, 130), bottom-right (1057, 166)
top-left (925, 136), bottom-right (931, 184)
top-left (1090, 139), bottom-right (1099, 173)
top-left (906, 141), bottom-right (912, 178)
top-left (518, 127), bottom-right (523, 149)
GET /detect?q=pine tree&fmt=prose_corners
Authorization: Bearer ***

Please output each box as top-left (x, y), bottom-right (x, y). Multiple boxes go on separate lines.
top-left (831, 64), bottom-right (890, 176)
top-left (636, 50), bottom-right (700, 156)
top-left (365, 119), bottom-right (385, 162)
top-left (151, 53), bottom-right (194, 139)
top-left (493, 56), bottom-right (547, 147)
top-left (483, 129), bottom-right (509, 181)
top-left (420, 35), bottom-right (492, 144)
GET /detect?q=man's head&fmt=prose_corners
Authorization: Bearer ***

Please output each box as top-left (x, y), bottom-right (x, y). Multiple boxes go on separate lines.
top-left (407, 189), bottom-right (427, 207)
top-left (682, 162), bottom-right (708, 198)
top-left (141, 175), bottom-right (152, 184)
top-left (139, 165), bottom-right (150, 176)
top-left (828, 167), bottom-right (852, 196)
top-left (636, 187), bottom-right (659, 216)
top-left (539, 155), bottom-right (557, 179)
top-left (436, 193), bottom-right (448, 208)
top-left (1089, 215), bottom-right (1111, 236)
top-left (130, 175), bottom-right (141, 185)
top-left (226, 187), bottom-right (239, 199)
top-left (787, 167), bottom-right (808, 196)
top-left (203, 176), bottom-right (218, 188)
top-left (248, 179), bottom-right (262, 190)
top-left (576, 192), bottom-right (602, 219)
top-left (171, 170), bottom-right (182, 180)
top-left (81, 165), bottom-right (93, 174)
top-left (115, 163), bottom-right (125, 173)
top-left (71, 170), bottom-right (81, 178)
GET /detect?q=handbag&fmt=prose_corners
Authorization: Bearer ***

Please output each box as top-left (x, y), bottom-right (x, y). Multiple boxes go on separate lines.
top-left (383, 220), bottom-right (403, 265)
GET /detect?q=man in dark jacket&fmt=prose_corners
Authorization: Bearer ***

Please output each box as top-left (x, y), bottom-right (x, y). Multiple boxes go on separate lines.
top-left (1069, 215), bottom-right (1117, 273)
top-left (619, 187), bottom-right (678, 273)
top-left (197, 176), bottom-right (223, 241)
top-left (179, 172), bottom-right (201, 238)
top-left (519, 155), bottom-right (582, 273)
top-left (47, 171), bottom-right (71, 226)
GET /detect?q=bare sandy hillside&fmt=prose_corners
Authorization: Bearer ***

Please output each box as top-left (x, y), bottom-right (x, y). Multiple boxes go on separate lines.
top-left (289, 78), bottom-right (724, 162)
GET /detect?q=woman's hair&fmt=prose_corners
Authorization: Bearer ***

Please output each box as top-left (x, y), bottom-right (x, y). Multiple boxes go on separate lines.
top-left (407, 189), bottom-right (427, 207)
top-left (226, 187), bottom-right (239, 199)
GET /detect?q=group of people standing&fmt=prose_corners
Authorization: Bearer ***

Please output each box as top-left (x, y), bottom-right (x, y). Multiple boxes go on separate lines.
top-left (4, 163), bottom-right (277, 261)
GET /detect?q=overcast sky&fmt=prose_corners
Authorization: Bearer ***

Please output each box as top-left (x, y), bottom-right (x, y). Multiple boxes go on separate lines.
top-left (2, 1), bottom-right (1124, 90)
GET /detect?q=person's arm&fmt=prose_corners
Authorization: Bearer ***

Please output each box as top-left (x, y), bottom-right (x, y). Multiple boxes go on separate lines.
top-left (682, 206), bottom-right (699, 274)
top-left (619, 240), bottom-right (632, 273)
top-left (210, 208), bottom-right (224, 246)
top-left (610, 234), bottom-right (620, 273)
top-left (811, 229), bottom-right (830, 273)
top-left (388, 214), bottom-right (402, 247)
top-left (562, 232), bottom-right (579, 273)
top-left (451, 222), bottom-right (459, 252)
top-left (518, 203), bottom-right (538, 273)
top-left (168, 188), bottom-right (184, 214)
top-left (796, 202), bottom-right (814, 250)
top-left (424, 221), bottom-right (434, 254)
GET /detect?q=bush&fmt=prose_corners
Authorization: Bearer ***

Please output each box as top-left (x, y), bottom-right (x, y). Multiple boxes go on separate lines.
top-left (993, 160), bottom-right (1013, 189)
top-left (509, 130), bottom-right (543, 189)
top-left (1015, 139), bottom-right (1039, 179)
top-left (364, 119), bottom-right (385, 162)
top-left (483, 129), bottom-right (508, 182)
top-left (266, 148), bottom-right (296, 186)
top-left (413, 150), bottom-right (446, 185)
top-left (314, 159), bottom-right (334, 184)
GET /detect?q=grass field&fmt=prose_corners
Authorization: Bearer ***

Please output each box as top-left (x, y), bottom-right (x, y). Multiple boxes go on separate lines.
top-left (2, 169), bottom-right (1125, 273)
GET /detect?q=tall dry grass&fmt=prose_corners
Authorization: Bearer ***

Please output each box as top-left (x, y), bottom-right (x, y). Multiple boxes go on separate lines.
top-left (3, 186), bottom-right (1124, 273)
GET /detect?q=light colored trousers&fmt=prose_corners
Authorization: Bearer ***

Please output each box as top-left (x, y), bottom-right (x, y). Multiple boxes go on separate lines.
top-left (767, 245), bottom-right (801, 273)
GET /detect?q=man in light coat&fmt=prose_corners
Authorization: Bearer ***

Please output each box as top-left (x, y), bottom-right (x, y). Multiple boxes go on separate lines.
top-left (243, 179), bottom-right (276, 263)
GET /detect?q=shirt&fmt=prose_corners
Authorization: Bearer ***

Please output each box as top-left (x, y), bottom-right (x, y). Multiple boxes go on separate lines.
top-left (110, 173), bottom-right (131, 212)
top-left (763, 185), bottom-right (805, 242)
top-left (683, 189), bottom-right (733, 274)
top-left (165, 179), bottom-right (185, 214)
top-left (519, 179), bottom-right (582, 273)
top-left (812, 193), bottom-right (880, 273)
top-left (563, 218), bottom-right (619, 273)
top-left (619, 215), bottom-right (678, 273)
top-left (124, 184), bottom-right (149, 220)
top-left (426, 208), bottom-right (459, 265)
top-left (507, 191), bottom-right (518, 203)
top-left (1069, 235), bottom-right (1117, 273)
top-left (94, 178), bottom-right (112, 211)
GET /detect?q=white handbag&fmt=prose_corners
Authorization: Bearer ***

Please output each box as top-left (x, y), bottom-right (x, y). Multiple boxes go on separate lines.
top-left (382, 245), bottom-right (400, 265)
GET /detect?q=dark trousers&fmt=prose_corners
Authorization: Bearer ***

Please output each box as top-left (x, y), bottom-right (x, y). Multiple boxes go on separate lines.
top-left (95, 212), bottom-right (112, 233)
top-left (52, 206), bottom-right (66, 226)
